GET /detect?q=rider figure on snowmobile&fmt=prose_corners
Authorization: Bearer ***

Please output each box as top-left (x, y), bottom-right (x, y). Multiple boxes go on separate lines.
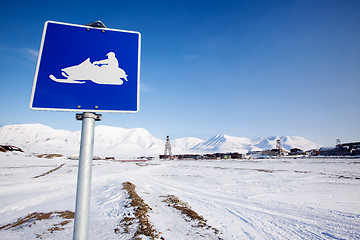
top-left (93, 52), bottom-right (119, 69)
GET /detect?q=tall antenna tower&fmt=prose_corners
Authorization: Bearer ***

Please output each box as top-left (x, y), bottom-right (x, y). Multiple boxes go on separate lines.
top-left (276, 139), bottom-right (282, 150)
top-left (164, 135), bottom-right (172, 159)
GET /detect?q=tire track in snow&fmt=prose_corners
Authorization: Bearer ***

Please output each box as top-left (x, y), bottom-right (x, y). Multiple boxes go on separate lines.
top-left (125, 169), bottom-right (360, 240)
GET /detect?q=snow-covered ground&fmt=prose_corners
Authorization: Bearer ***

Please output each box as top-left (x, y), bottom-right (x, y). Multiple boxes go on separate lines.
top-left (0, 151), bottom-right (359, 239)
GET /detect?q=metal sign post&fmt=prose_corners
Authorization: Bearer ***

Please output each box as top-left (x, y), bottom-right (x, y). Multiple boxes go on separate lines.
top-left (73, 112), bottom-right (101, 240)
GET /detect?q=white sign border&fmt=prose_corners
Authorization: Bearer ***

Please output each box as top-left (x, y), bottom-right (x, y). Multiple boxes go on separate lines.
top-left (29, 20), bottom-right (141, 113)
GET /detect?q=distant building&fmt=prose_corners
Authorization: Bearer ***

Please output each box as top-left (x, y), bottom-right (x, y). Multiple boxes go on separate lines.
top-left (246, 150), bottom-right (262, 156)
top-left (174, 154), bottom-right (202, 160)
top-left (261, 149), bottom-right (287, 156)
top-left (318, 141), bottom-right (360, 156)
top-left (289, 148), bottom-right (305, 155)
top-left (163, 135), bottom-right (172, 159)
top-left (255, 139), bottom-right (288, 156)
top-left (203, 152), bottom-right (243, 160)
top-left (137, 156), bottom-right (154, 160)
top-left (159, 152), bottom-right (243, 160)
top-left (318, 147), bottom-right (349, 156)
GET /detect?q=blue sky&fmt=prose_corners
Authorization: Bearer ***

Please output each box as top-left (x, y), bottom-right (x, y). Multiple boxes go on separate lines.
top-left (1, 0), bottom-right (359, 147)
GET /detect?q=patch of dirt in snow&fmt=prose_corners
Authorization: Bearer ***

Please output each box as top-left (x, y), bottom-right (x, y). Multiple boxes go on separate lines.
top-left (114, 181), bottom-right (162, 239)
top-left (136, 163), bottom-right (161, 167)
top-left (0, 210), bottom-right (74, 239)
top-left (35, 154), bottom-right (64, 159)
top-left (160, 195), bottom-right (223, 239)
top-left (294, 170), bottom-right (360, 180)
top-left (33, 163), bottom-right (65, 178)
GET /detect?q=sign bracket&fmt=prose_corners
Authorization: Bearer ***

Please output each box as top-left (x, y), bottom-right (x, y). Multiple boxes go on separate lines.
top-left (84, 20), bottom-right (107, 28)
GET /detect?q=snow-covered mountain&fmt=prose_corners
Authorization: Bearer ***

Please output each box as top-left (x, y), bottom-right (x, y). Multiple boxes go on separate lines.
top-left (0, 124), bottom-right (165, 158)
top-left (0, 124), bottom-right (321, 158)
top-left (93, 126), bottom-right (165, 157)
top-left (172, 137), bottom-right (204, 150)
top-left (190, 134), bottom-right (320, 154)
top-left (253, 136), bottom-right (320, 152)
top-left (191, 135), bottom-right (254, 153)
top-left (0, 124), bottom-right (80, 155)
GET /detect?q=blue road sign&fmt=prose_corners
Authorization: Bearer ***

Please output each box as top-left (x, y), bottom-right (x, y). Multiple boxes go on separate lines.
top-left (30, 21), bottom-right (141, 112)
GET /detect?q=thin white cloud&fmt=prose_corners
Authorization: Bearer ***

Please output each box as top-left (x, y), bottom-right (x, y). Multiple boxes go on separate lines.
top-left (0, 45), bottom-right (39, 65)
top-left (23, 48), bottom-right (38, 62)
top-left (140, 82), bottom-right (155, 92)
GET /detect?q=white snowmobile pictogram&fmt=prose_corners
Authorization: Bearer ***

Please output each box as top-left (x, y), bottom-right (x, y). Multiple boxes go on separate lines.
top-left (49, 52), bottom-right (128, 85)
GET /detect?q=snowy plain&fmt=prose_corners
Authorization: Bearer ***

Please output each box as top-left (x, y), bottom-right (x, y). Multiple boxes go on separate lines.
top-left (0, 151), bottom-right (359, 239)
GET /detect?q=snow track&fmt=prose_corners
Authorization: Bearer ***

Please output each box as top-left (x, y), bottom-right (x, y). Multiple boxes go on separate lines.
top-left (0, 154), bottom-right (359, 239)
top-left (118, 160), bottom-right (360, 239)
top-left (138, 178), bottom-right (358, 239)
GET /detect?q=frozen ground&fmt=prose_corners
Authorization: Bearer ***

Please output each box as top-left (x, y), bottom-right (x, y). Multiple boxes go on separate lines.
top-left (0, 151), bottom-right (359, 239)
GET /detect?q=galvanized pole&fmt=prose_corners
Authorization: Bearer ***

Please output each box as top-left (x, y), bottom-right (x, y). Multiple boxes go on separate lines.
top-left (73, 22), bottom-right (105, 240)
top-left (73, 112), bottom-right (101, 240)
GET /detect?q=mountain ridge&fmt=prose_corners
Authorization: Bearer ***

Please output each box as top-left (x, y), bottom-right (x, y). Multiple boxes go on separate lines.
top-left (0, 124), bottom-right (321, 158)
